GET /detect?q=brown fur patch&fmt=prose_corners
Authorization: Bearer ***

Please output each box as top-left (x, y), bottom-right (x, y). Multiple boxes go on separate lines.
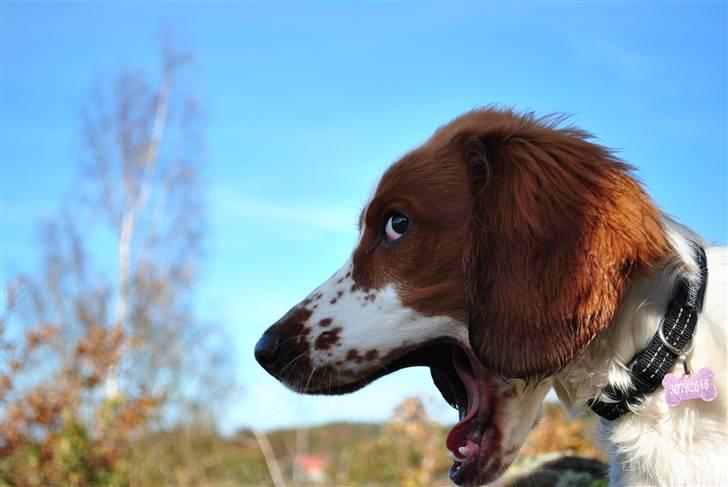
top-left (346, 349), bottom-right (364, 363)
top-left (272, 306), bottom-right (312, 337)
top-left (315, 327), bottom-right (342, 350)
top-left (350, 135), bottom-right (470, 323)
top-left (457, 109), bottom-right (670, 379)
top-left (319, 318), bottom-right (332, 327)
top-left (364, 349), bottom-right (379, 361)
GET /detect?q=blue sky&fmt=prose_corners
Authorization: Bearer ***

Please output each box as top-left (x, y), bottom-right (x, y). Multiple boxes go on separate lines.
top-left (2, 2), bottom-right (726, 433)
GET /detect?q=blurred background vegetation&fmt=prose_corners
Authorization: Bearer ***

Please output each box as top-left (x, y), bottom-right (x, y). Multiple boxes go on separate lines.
top-left (0, 40), bottom-right (609, 487)
top-left (0, 46), bottom-right (231, 486)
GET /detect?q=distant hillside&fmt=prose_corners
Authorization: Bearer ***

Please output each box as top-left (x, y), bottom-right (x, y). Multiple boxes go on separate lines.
top-left (123, 400), bottom-right (607, 486)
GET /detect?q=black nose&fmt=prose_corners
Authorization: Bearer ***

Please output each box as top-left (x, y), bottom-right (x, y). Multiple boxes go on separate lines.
top-left (255, 330), bottom-right (284, 371)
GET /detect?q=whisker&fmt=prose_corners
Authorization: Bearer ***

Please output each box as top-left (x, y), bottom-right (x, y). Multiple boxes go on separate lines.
top-left (302, 364), bottom-right (317, 392)
top-left (277, 349), bottom-right (310, 378)
top-left (277, 333), bottom-right (308, 348)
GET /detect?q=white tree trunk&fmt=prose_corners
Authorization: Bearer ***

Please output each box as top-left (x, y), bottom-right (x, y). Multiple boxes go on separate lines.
top-left (104, 66), bottom-right (173, 400)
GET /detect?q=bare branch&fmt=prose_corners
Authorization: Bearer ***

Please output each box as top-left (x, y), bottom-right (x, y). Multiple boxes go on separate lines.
top-left (253, 428), bottom-right (288, 487)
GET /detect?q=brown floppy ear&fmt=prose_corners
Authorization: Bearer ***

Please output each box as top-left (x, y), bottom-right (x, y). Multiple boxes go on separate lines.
top-left (463, 112), bottom-right (670, 380)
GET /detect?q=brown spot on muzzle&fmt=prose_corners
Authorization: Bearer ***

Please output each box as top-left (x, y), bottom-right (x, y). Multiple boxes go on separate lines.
top-left (346, 349), bottom-right (363, 363)
top-left (315, 327), bottom-right (342, 350)
top-left (364, 349), bottom-right (379, 361)
top-left (272, 306), bottom-right (313, 337)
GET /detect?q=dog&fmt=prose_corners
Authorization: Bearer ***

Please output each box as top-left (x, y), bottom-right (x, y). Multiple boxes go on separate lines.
top-left (255, 108), bottom-right (727, 486)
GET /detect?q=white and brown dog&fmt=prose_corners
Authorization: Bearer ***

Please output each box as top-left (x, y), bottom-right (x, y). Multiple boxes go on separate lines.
top-left (255, 108), bottom-right (727, 486)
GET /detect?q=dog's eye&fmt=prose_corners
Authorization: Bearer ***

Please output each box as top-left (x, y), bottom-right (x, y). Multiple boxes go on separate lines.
top-left (385, 213), bottom-right (409, 241)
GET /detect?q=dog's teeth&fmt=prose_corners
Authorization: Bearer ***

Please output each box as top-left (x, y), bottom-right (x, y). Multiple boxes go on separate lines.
top-left (458, 446), bottom-right (470, 456)
top-left (449, 449), bottom-right (467, 461)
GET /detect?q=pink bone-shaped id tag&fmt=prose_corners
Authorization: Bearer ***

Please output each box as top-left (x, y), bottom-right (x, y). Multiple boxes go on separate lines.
top-left (662, 367), bottom-right (718, 408)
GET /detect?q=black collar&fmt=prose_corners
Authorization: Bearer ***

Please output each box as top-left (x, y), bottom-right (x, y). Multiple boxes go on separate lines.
top-left (589, 242), bottom-right (709, 421)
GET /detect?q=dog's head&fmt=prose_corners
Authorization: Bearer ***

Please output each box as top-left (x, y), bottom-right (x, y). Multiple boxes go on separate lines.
top-left (254, 108), bottom-right (669, 485)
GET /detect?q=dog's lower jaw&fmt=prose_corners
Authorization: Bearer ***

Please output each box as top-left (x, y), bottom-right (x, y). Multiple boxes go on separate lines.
top-left (552, 222), bottom-right (728, 486)
top-left (443, 342), bottom-right (555, 486)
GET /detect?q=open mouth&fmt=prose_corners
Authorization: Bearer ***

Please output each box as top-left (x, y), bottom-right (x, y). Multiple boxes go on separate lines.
top-left (431, 345), bottom-right (499, 486)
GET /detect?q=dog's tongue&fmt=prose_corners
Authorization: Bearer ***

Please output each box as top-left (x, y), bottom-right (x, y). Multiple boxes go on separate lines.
top-left (446, 351), bottom-right (481, 459)
top-left (446, 403), bottom-right (478, 454)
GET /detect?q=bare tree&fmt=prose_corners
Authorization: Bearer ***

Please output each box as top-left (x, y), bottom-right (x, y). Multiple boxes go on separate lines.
top-left (1, 45), bottom-right (229, 484)
top-left (77, 47), bottom-right (213, 407)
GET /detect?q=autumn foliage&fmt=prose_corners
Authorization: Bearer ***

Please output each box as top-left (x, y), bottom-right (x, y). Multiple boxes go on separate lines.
top-left (519, 402), bottom-right (607, 463)
top-left (0, 46), bottom-right (225, 487)
top-left (0, 309), bottom-right (159, 486)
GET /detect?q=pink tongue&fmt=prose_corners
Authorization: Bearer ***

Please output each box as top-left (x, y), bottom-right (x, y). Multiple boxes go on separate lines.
top-left (446, 402), bottom-right (478, 453)
top-left (446, 352), bottom-right (480, 455)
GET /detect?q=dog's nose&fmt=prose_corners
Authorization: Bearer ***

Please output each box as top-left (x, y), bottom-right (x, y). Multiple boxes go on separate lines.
top-left (255, 330), bottom-right (284, 371)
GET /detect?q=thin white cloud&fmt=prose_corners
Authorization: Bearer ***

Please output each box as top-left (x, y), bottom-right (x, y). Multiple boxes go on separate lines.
top-left (212, 185), bottom-right (360, 233)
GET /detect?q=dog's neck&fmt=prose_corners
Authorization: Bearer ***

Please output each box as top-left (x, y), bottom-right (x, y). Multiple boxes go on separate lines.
top-left (553, 220), bottom-right (703, 410)
top-left (552, 220), bottom-right (727, 486)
